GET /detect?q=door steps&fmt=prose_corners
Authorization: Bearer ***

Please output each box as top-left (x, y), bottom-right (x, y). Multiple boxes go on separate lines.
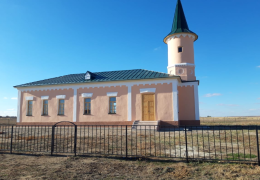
top-left (132, 120), bottom-right (159, 130)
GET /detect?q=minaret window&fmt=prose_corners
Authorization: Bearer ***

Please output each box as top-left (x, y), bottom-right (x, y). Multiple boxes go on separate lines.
top-left (178, 47), bottom-right (183, 53)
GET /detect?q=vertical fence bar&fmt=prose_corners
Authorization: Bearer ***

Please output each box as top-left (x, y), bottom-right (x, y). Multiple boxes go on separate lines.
top-left (184, 126), bottom-right (189, 163)
top-left (10, 126), bottom-right (14, 154)
top-left (125, 125), bottom-right (128, 158)
top-left (74, 125), bottom-right (77, 156)
top-left (51, 125), bottom-right (55, 156)
top-left (256, 126), bottom-right (260, 166)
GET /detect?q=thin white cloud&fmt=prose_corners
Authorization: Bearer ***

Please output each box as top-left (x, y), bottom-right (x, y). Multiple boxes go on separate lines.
top-left (0, 110), bottom-right (17, 116)
top-left (258, 98), bottom-right (260, 100)
top-left (7, 109), bottom-right (15, 111)
top-left (204, 93), bottom-right (222, 97)
top-left (257, 66), bottom-right (260, 68)
top-left (11, 97), bottom-right (17, 100)
top-left (249, 109), bottom-right (259, 111)
top-left (3, 97), bottom-right (8, 99)
top-left (154, 47), bottom-right (161, 51)
top-left (217, 104), bottom-right (239, 107)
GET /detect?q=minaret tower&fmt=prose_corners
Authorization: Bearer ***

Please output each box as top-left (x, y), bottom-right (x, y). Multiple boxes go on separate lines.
top-left (164, 0), bottom-right (198, 81)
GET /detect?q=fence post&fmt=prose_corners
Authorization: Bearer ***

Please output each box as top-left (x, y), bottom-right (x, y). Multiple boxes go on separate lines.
top-left (125, 125), bottom-right (128, 159)
top-left (10, 126), bottom-right (14, 154)
top-left (74, 125), bottom-right (77, 156)
top-left (51, 125), bottom-right (55, 156)
top-left (256, 126), bottom-right (260, 166)
top-left (184, 126), bottom-right (189, 163)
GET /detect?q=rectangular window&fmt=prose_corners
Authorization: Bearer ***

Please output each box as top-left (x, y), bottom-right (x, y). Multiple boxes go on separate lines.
top-left (42, 100), bottom-right (48, 115)
top-left (84, 98), bottom-right (91, 115)
top-left (178, 47), bottom-right (183, 53)
top-left (109, 97), bottom-right (116, 114)
top-left (27, 101), bottom-right (33, 116)
top-left (58, 99), bottom-right (65, 115)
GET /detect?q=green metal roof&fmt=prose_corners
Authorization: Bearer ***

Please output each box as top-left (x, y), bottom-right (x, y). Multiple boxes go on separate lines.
top-left (164, 0), bottom-right (197, 41)
top-left (14, 69), bottom-right (179, 88)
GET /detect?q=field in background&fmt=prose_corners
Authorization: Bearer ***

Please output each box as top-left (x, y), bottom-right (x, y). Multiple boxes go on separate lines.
top-left (0, 118), bottom-right (16, 125)
top-left (201, 117), bottom-right (260, 126)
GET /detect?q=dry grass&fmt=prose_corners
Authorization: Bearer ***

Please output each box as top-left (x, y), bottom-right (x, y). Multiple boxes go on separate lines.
top-left (15, 135), bottom-right (51, 141)
top-left (0, 154), bottom-right (260, 179)
top-left (201, 116), bottom-right (260, 126)
top-left (0, 126), bottom-right (259, 163)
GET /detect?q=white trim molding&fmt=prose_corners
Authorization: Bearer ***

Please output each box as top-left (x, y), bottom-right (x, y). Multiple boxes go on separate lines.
top-left (107, 92), bottom-right (118, 97)
top-left (140, 88), bottom-right (156, 93)
top-left (41, 96), bottom-right (49, 100)
top-left (26, 96), bottom-right (34, 101)
top-left (56, 95), bottom-right (66, 99)
top-left (178, 81), bottom-right (198, 87)
top-left (165, 33), bottom-right (196, 44)
top-left (81, 93), bottom-right (93, 98)
top-left (127, 85), bottom-right (132, 121)
top-left (172, 81), bottom-right (179, 121)
top-left (167, 63), bottom-right (195, 69)
top-left (194, 84), bottom-right (200, 120)
top-left (17, 90), bottom-right (21, 123)
top-left (73, 88), bottom-right (77, 122)
top-left (16, 79), bottom-right (180, 92)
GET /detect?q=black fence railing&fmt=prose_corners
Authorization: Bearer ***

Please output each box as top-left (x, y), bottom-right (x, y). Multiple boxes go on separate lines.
top-left (0, 123), bottom-right (260, 166)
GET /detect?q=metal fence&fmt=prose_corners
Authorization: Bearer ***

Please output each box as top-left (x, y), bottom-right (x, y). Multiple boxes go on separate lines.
top-left (0, 122), bottom-right (260, 165)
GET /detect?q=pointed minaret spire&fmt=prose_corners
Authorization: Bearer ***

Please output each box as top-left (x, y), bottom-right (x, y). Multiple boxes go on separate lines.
top-left (164, 0), bottom-right (198, 81)
top-left (164, 0), bottom-right (197, 42)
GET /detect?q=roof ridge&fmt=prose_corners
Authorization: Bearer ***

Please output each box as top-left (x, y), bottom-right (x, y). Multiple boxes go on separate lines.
top-left (92, 69), bottom-right (142, 73)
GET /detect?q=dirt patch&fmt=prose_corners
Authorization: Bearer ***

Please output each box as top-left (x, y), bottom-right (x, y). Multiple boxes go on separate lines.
top-left (0, 154), bottom-right (260, 179)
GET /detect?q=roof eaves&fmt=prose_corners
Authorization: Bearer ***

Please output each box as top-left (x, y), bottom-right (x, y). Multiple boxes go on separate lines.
top-left (14, 76), bottom-right (181, 88)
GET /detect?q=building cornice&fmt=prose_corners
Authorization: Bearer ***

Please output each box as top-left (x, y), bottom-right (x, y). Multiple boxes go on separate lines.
top-left (15, 78), bottom-right (182, 92)
top-left (164, 33), bottom-right (196, 44)
top-left (167, 63), bottom-right (195, 69)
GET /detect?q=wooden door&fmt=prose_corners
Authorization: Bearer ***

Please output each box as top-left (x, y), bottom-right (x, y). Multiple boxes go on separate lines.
top-left (142, 94), bottom-right (155, 121)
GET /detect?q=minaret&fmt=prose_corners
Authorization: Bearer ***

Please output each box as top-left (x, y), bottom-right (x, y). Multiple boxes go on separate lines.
top-left (164, 0), bottom-right (198, 81)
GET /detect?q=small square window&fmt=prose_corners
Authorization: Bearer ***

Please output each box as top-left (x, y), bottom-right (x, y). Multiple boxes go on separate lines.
top-left (178, 47), bottom-right (183, 53)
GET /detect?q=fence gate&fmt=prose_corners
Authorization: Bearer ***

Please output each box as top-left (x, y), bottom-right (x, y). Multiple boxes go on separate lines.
top-left (51, 121), bottom-right (77, 156)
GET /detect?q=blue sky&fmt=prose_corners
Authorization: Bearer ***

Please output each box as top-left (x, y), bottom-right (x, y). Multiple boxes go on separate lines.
top-left (0, 0), bottom-right (259, 117)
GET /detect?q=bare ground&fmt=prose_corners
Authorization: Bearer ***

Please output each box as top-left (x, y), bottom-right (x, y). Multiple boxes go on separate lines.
top-left (0, 154), bottom-right (260, 180)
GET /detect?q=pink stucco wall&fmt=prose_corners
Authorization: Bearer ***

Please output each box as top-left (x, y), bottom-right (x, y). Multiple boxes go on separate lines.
top-left (20, 89), bottom-right (74, 123)
top-left (77, 86), bottom-right (128, 122)
top-left (131, 83), bottom-right (173, 121)
top-left (175, 66), bottom-right (196, 81)
top-left (17, 80), bottom-right (201, 123)
top-left (167, 35), bottom-right (195, 65)
top-left (178, 86), bottom-right (195, 120)
top-left (167, 35), bottom-right (196, 81)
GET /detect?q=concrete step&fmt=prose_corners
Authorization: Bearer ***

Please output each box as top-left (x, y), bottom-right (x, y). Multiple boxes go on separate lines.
top-left (132, 121), bottom-right (159, 130)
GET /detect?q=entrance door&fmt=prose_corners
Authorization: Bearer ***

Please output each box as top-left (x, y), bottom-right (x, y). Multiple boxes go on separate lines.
top-left (142, 94), bottom-right (155, 121)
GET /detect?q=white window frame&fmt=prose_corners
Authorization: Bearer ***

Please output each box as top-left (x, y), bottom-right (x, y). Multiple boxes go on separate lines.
top-left (58, 99), bottom-right (65, 115)
top-left (26, 100), bottom-right (33, 116)
top-left (56, 95), bottom-right (66, 115)
top-left (25, 96), bottom-right (34, 116)
top-left (41, 96), bottom-right (49, 116)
